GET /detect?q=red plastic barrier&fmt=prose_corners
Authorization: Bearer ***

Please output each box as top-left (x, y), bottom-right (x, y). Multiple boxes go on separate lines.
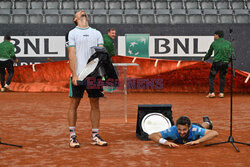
top-left (7, 56), bottom-right (250, 93)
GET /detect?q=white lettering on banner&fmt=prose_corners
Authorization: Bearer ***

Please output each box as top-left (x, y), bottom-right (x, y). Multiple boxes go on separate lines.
top-left (20, 62), bottom-right (41, 66)
top-left (118, 36), bottom-right (214, 57)
top-left (0, 36), bottom-right (66, 57)
top-left (150, 36), bottom-right (213, 57)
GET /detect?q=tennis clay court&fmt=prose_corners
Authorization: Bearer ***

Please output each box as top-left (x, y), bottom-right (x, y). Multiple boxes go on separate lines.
top-left (0, 92), bottom-right (249, 166)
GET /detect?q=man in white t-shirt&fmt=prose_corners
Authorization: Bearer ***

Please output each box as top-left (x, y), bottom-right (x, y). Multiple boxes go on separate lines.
top-left (66, 10), bottom-right (107, 148)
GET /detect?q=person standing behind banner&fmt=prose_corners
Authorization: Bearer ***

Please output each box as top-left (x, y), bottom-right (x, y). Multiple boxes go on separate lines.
top-left (202, 30), bottom-right (235, 98)
top-left (0, 35), bottom-right (18, 92)
top-left (103, 28), bottom-right (116, 57)
top-left (65, 10), bottom-right (107, 148)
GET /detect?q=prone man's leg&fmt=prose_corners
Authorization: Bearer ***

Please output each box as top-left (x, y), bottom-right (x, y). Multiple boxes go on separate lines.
top-left (201, 122), bottom-right (210, 129)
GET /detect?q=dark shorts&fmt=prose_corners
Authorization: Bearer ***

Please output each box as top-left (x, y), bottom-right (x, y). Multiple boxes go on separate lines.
top-left (69, 77), bottom-right (104, 98)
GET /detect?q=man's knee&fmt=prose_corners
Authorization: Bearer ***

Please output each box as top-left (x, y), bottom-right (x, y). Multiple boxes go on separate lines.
top-left (209, 70), bottom-right (217, 77)
top-left (89, 97), bottom-right (99, 105)
top-left (8, 71), bottom-right (14, 77)
top-left (69, 98), bottom-right (81, 109)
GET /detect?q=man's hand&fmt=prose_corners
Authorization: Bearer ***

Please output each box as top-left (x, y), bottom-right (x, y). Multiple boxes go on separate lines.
top-left (165, 142), bottom-right (179, 148)
top-left (201, 58), bottom-right (205, 61)
top-left (72, 75), bottom-right (79, 86)
top-left (184, 140), bottom-right (200, 146)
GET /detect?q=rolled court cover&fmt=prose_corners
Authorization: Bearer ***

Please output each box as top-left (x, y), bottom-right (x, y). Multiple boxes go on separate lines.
top-left (136, 104), bottom-right (174, 141)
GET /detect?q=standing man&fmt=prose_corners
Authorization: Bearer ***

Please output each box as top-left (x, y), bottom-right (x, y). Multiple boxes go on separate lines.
top-left (66, 10), bottom-right (107, 148)
top-left (149, 116), bottom-right (218, 147)
top-left (103, 28), bottom-right (116, 57)
top-left (202, 30), bottom-right (234, 98)
top-left (0, 35), bottom-right (18, 92)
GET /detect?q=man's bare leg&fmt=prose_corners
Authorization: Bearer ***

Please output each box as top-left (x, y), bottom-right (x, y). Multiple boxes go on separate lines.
top-left (89, 97), bottom-right (107, 146)
top-left (68, 97), bottom-right (81, 126)
top-left (68, 97), bottom-right (81, 148)
top-left (89, 97), bottom-right (100, 129)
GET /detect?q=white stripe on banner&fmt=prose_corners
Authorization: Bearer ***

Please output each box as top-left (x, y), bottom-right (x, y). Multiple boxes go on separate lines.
top-left (132, 57), bottom-right (136, 63)
top-left (245, 74), bottom-right (250, 83)
top-left (177, 61), bottom-right (181, 67)
top-left (32, 64), bottom-right (36, 72)
top-left (154, 59), bottom-right (159, 67)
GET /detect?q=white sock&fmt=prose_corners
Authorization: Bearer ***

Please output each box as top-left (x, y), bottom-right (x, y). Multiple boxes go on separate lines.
top-left (69, 126), bottom-right (76, 138)
top-left (92, 129), bottom-right (99, 138)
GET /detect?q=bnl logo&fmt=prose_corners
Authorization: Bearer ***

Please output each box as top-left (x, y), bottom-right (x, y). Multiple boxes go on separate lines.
top-left (126, 34), bottom-right (149, 58)
top-left (125, 34), bottom-right (209, 58)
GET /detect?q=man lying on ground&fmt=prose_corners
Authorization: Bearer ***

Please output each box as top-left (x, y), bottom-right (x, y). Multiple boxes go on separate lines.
top-left (149, 116), bottom-right (218, 147)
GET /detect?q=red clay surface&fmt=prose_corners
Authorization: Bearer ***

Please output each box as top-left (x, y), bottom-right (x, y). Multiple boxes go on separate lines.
top-left (0, 92), bottom-right (249, 167)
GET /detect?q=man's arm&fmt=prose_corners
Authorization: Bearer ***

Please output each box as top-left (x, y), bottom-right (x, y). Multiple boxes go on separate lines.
top-left (110, 44), bottom-right (115, 57)
top-left (103, 37), bottom-right (115, 57)
top-left (202, 43), bottom-right (214, 61)
top-left (184, 129), bottom-right (219, 146)
top-left (149, 132), bottom-right (179, 148)
top-left (10, 44), bottom-right (18, 63)
top-left (67, 47), bottom-right (78, 86)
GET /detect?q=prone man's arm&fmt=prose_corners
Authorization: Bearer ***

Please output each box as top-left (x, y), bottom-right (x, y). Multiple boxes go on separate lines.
top-left (148, 132), bottom-right (162, 143)
top-left (196, 129), bottom-right (219, 144)
top-left (149, 132), bottom-right (179, 148)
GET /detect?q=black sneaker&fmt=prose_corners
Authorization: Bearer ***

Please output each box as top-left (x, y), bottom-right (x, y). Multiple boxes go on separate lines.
top-left (69, 135), bottom-right (80, 148)
top-left (203, 116), bottom-right (213, 130)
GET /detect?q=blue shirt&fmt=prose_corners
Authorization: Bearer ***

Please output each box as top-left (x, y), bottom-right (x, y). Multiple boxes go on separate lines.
top-left (160, 124), bottom-right (206, 144)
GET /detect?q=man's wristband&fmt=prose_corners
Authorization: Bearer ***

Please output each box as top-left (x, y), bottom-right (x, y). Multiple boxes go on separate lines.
top-left (159, 138), bottom-right (167, 145)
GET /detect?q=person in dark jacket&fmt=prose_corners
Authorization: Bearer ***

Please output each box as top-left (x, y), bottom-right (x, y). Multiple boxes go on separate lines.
top-left (0, 35), bottom-right (18, 92)
top-left (202, 30), bottom-right (235, 98)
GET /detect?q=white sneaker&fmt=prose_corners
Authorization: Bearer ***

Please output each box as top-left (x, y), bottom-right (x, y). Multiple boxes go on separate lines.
top-left (69, 135), bottom-right (80, 148)
top-left (1, 88), bottom-right (5, 92)
top-left (4, 84), bottom-right (12, 91)
top-left (218, 93), bottom-right (224, 98)
top-left (91, 134), bottom-right (108, 146)
top-left (206, 93), bottom-right (215, 98)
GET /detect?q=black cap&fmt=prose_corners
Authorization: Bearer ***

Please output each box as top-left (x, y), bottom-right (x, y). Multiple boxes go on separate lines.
top-left (4, 35), bottom-right (11, 40)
